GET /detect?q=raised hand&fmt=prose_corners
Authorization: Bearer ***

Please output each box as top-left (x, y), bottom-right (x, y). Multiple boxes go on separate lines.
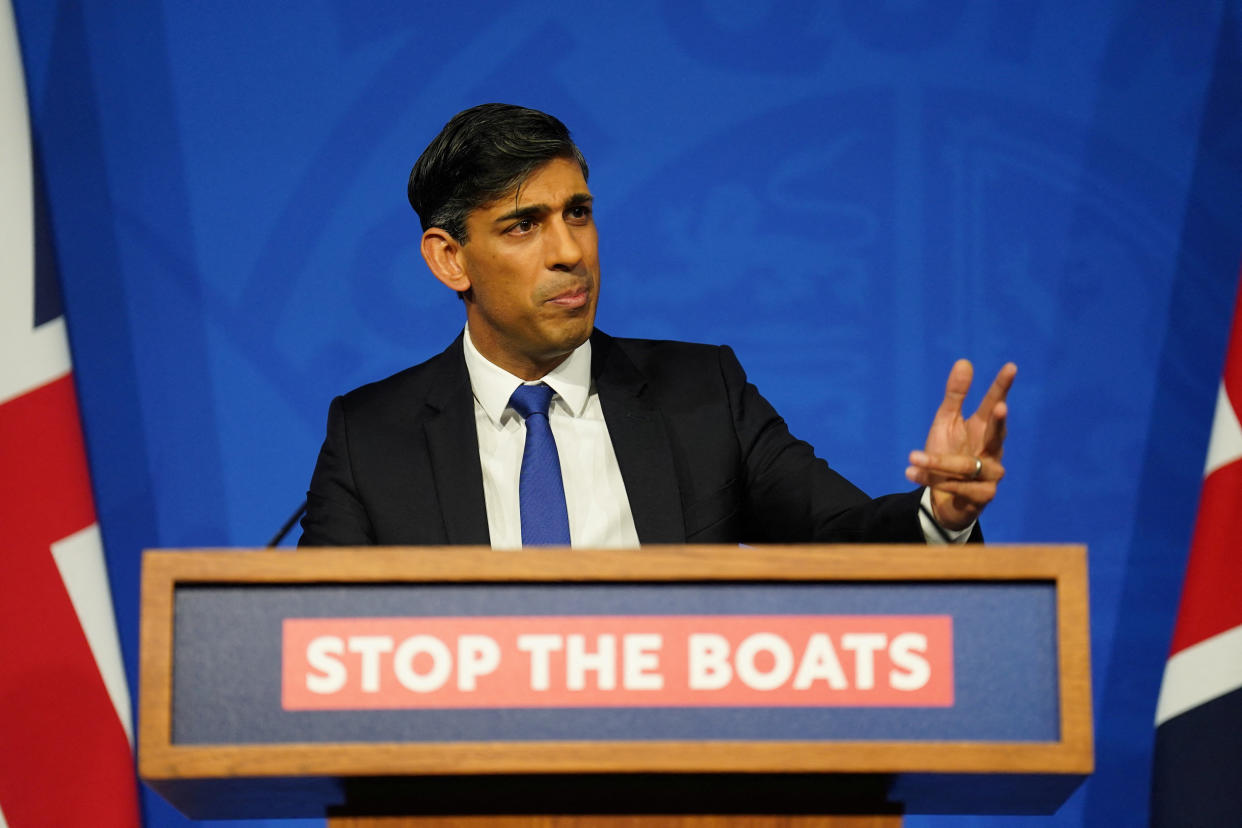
top-left (905, 360), bottom-right (1017, 531)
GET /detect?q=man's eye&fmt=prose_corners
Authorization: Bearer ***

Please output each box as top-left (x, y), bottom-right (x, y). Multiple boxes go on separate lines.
top-left (509, 219), bottom-right (535, 234)
top-left (567, 206), bottom-right (592, 221)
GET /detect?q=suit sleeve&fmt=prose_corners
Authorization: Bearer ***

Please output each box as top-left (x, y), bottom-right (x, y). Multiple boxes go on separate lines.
top-left (299, 396), bottom-right (376, 546)
top-left (718, 345), bottom-right (937, 544)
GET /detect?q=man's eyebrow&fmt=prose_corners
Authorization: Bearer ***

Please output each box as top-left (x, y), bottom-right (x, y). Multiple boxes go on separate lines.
top-left (492, 193), bottom-right (593, 223)
top-left (493, 203), bottom-right (546, 223)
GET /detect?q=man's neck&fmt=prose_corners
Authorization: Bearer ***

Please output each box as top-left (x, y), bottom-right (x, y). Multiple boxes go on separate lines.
top-left (462, 325), bottom-right (594, 425)
top-left (464, 328), bottom-right (580, 380)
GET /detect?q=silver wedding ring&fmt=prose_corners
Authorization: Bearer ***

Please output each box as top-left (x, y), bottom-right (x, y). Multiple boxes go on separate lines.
top-left (970, 456), bottom-right (983, 480)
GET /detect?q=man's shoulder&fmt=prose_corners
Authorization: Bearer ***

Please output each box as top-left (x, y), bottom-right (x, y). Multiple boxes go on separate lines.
top-left (605, 334), bottom-right (723, 356)
top-left (597, 332), bottom-right (731, 365)
top-left (594, 331), bottom-right (739, 382)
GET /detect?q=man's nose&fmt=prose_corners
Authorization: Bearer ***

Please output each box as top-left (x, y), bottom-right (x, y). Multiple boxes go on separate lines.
top-left (544, 218), bottom-right (583, 271)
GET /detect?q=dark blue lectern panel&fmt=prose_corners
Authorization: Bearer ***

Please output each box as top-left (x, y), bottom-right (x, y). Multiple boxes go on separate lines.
top-left (171, 581), bottom-right (1057, 745)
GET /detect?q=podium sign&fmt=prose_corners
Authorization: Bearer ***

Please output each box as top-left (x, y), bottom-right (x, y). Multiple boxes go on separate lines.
top-left (139, 545), bottom-right (1091, 821)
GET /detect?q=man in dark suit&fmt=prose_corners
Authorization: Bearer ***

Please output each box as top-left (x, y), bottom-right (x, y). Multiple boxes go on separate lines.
top-left (300, 104), bottom-right (1014, 548)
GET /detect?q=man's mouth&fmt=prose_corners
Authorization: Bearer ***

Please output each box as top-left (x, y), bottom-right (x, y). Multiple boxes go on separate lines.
top-left (546, 286), bottom-right (589, 309)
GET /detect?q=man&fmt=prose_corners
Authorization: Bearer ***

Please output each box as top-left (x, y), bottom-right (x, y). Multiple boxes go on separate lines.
top-left (299, 103), bottom-right (1014, 548)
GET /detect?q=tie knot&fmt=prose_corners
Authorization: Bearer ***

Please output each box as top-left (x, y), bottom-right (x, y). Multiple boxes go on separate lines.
top-left (509, 382), bottom-right (555, 420)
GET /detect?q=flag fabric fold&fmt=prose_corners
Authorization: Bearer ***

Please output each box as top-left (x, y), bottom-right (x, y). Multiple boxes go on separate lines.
top-left (1151, 268), bottom-right (1242, 826)
top-left (0, 2), bottom-right (141, 825)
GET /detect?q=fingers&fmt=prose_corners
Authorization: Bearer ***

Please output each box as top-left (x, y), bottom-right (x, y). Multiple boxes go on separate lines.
top-left (936, 359), bottom-right (974, 419)
top-left (918, 478), bottom-right (998, 500)
top-left (917, 360), bottom-right (1013, 526)
top-left (982, 400), bottom-right (1008, 457)
top-left (906, 452), bottom-right (1001, 528)
top-left (970, 362), bottom-right (1017, 422)
top-left (906, 450), bottom-right (1004, 486)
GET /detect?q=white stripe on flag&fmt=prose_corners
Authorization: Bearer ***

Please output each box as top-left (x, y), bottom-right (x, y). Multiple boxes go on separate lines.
top-left (1155, 622), bottom-right (1242, 725)
top-left (0, 0), bottom-right (70, 405)
top-left (1204, 382), bottom-right (1242, 476)
top-left (50, 524), bottom-right (135, 744)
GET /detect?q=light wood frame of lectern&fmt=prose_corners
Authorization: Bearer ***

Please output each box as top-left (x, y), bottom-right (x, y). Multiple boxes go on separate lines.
top-left (139, 544), bottom-right (1092, 827)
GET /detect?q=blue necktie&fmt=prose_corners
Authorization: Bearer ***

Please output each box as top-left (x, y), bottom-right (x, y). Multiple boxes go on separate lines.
top-left (508, 383), bottom-right (571, 546)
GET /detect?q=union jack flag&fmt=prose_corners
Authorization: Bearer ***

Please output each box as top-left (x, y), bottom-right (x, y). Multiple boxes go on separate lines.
top-left (0, 2), bottom-right (140, 825)
top-left (1151, 267), bottom-right (1242, 825)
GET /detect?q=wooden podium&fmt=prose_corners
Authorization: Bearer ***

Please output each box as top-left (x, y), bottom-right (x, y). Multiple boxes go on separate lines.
top-left (138, 545), bottom-right (1092, 826)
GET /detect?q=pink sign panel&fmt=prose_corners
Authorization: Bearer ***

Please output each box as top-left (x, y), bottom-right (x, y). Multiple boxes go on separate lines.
top-left (282, 615), bottom-right (954, 710)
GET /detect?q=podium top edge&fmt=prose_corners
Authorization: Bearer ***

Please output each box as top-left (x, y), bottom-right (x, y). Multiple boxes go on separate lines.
top-left (140, 544), bottom-right (1087, 584)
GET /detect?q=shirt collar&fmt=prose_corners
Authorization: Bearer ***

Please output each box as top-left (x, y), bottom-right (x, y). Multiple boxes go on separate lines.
top-left (462, 324), bottom-right (593, 427)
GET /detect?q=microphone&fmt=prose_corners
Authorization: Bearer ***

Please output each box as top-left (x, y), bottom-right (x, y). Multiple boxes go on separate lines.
top-left (268, 500), bottom-right (307, 547)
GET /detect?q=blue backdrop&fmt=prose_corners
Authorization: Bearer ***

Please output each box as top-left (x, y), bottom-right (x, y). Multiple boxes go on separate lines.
top-left (12, 2), bottom-right (1242, 826)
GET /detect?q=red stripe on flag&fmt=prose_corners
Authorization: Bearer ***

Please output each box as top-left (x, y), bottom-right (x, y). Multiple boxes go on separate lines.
top-left (0, 373), bottom-right (93, 535)
top-left (1167, 269), bottom-right (1242, 657)
top-left (0, 374), bottom-right (140, 827)
top-left (1169, 459), bottom-right (1242, 654)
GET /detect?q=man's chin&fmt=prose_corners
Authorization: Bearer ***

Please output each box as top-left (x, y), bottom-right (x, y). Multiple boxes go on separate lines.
top-left (524, 309), bottom-right (596, 366)
top-left (554, 322), bottom-right (594, 354)
top-left (552, 309), bottom-right (595, 344)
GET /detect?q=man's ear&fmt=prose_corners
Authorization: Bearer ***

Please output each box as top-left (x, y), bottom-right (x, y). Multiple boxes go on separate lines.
top-left (421, 228), bottom-right (471, 293)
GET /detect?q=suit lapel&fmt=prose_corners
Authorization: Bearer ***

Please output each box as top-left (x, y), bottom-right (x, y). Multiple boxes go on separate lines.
top-left (592, 332), bottom-right (685, 543)
top-left (422, 337), bottom-right (491, 545)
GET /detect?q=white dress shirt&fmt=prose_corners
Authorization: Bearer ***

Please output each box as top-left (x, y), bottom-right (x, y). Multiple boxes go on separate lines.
top-left (462, 326), bottom-right (970, 548)
top-left (463, 327), bottom-right (640, 549)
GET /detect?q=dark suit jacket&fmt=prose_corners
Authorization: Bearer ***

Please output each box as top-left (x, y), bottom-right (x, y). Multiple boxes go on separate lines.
top-left (300, 330), bottom-right (946, 547)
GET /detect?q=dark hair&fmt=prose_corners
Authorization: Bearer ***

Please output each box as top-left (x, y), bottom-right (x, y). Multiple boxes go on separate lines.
top-left (408, 103), bottom-right (589, 243)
